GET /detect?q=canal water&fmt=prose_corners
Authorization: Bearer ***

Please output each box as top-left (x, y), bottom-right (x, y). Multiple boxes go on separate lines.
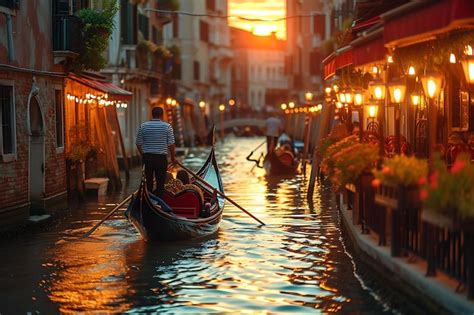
top-left (0, 137), bottom-right (395, 314)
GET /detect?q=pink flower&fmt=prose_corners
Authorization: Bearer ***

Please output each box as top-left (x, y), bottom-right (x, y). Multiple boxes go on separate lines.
top-left (371, 178), bottom-right (381, 188)
top-left (429, 171), bottom-right (439, 188)
top-left (419, 189), bottom-right (428, 201)
top-left (451, 160), bottom-right (466, 174)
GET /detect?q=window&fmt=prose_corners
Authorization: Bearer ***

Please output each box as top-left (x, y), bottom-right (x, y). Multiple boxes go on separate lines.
top-left (138, 14), bottom-right (149, 39)
top-left (193, 61), bottom-right (200, 81)
top-left (312, 14), bottom-right (326, 39)
top-left (0, 84), bottom-right (15, 156)
top-left (200, 21), bottom-right (209, 42)
top-left (55, 90), bottom-right (64, 148)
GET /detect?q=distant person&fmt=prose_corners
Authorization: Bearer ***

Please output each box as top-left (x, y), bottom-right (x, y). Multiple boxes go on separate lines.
top-left (265, 113), bottom-right (282, 152)
top-left (136, 107), bottom-right (176, 197)
top-left (278, 131), bottom-right (294, 152)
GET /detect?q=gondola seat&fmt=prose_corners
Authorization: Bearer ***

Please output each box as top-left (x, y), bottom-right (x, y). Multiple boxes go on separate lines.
top-left (163, 188), bottom-right (204, 218)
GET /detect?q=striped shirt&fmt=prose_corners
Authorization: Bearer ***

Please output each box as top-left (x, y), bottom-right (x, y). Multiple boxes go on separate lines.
top-left (136, 119), bottom-right (175, 154)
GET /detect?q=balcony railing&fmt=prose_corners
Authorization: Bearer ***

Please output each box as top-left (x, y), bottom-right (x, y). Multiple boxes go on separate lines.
top-left (53, 15), bottom-right (83, 53)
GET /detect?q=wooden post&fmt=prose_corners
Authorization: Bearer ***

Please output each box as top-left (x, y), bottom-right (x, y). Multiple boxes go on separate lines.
top-left (302, 112), bottom-right (312, 176)
top-left (307, 102), bottom-right (333, 200)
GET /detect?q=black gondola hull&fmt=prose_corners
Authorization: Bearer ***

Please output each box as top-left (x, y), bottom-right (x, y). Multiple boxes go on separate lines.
top-left (125, 148), bottom-right (225, 242)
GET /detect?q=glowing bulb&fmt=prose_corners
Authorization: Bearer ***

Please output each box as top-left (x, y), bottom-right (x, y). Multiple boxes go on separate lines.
top-left (289, 102), bottom-right (295, 109)
top-left (229, 99), bottom-right (235, 106)
top-left (469, 63), bottom-right (474, 82)
top-left (408, 66), bottom-right (415, 75)
top-left (450, 53), bottom-right (456, 64)
top-left (394, 88), bottom-right (402, 103)
top-left (199, 101), bottom-right (205, 108)
top-left (354, 93), bottom-right (363, 106)
top-left (369, 105), bottom-right (377, 118)
top-left (411, 94), bottom-right (420, 106)
top-left (325, 87), bottom-right (332, 94)
top-left (465, 45), bottom-right (473, 56)
top-left (374, 87), bottom-right (383, 100)
top-left (387, 55), bottom-right (393, 63)
top-left (372, 66), bottom-right (378, 74)
top-left (219, 104), bottom-right (225, 111)
top-left (281, 103), bottom-right (287, 110)
top-left (427, 79), bottom-right (437, 98)
top-left (339, 93), bottom-right (346, 103)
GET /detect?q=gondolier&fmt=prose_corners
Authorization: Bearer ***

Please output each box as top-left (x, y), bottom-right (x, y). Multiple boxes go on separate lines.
top-left (136, 107), bottom-right (177, 197)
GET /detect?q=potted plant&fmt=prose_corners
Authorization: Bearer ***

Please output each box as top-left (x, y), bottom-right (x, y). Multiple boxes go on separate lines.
top-left (420, 153), bottom-right (474, 228)
top-left (327, 141), bottom-right (379, 191)
top-left (74, 2), bottom-right (118, 71)
top-left (320, 134), bottom-right (359, 179)
top-left (372, 154), bottom-right (428, 208)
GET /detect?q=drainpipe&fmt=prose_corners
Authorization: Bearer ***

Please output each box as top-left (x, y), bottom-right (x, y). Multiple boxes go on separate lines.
top-left (6, 13), bottom-right (15, 61)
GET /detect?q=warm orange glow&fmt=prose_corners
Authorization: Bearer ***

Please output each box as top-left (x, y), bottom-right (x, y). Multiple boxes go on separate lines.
top-left (229, 0), bottom-right (286, 39)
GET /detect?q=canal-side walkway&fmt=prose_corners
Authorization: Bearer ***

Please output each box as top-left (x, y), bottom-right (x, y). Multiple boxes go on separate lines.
top-left (338, 195), bottom-right (474, 314)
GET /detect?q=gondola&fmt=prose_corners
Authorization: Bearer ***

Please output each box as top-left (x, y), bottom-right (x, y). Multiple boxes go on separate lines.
top-left (263, 147), bottom-right (298, 175)
top-left (125, 148), bottom-right (225, 241)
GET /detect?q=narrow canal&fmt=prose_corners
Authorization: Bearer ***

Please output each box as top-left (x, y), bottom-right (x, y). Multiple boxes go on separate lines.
top-left (1, 137), bottom-right (395, 314)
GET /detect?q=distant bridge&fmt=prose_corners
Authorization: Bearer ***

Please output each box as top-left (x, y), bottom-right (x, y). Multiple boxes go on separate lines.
top-left (215, 118), bottom-right (266, 131)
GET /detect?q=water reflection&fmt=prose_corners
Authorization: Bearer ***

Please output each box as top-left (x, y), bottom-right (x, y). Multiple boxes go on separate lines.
top-left (0, 136), bottom-right (390, 314)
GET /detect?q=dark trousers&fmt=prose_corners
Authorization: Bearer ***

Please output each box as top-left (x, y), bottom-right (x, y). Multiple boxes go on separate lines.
top-left (143, 153), bottom-right (168, 197)
top-left (266, 136), bottom-right (278, 153)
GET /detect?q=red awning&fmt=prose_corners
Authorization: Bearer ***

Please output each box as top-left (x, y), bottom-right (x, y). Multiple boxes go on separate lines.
top-left (384, 0), bottom-right (474, 47)
top-left (335, 48), bottom-right (353, 70)
top-left (352, 35), bottom-right (386, 67)
top-left (322, 47), bottom-right (353, 80)
top-left (69, 73), bottom-right (132, 101)
top-left (323, 53), bottom-right (336, 80)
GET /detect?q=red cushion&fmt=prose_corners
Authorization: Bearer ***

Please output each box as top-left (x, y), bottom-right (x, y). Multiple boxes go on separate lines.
top-left (163, 190), bottom-right (202, 218)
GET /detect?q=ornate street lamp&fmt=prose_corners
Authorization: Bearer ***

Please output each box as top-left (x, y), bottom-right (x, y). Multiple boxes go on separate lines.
top-left (421, 70), bottom-right (444, 169)
top-left (388, 79), bottom-right (407, 154)
top-left (368, 77), bottom-right (386, 101)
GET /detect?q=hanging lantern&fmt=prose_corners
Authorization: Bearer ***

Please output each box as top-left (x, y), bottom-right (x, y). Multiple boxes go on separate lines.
top-left (368, 105), bottom-right (378, 118)
top-left (354, 91), bottom-right (364, 106)
top-left (411, 94), bottom-right (420, 106)
top-left (388, 79), bottom-right (406, 104)
top-left (344, 90), bottom-right (354, 105)
top-left (421, 71), bottom-right (444, 99)
top-left (368, 77), bottom-right (386, 101)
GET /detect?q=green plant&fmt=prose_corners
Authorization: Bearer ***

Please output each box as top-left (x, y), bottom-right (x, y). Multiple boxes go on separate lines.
top-left (74, 1), bottom-right (118, 71)
top-left (420, 153), bottom-right (474, 219)
top-left (67, 142), bottom-right (97, 163)
top-left (372, 155), bottom-right (428, 188)
top-left (329, 142), bottom-right (379, 190)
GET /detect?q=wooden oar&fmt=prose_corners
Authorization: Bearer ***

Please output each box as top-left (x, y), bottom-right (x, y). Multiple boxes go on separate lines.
top-left (176, 161), bottom-right (266, 226)
top-left (82, 191), bottom-right (135, 238)
top-left (246, 140), bottom-right (266, 167)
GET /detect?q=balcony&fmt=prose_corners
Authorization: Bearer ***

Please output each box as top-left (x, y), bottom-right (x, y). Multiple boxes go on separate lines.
top-left (52, 15), bottom-right (83, 64)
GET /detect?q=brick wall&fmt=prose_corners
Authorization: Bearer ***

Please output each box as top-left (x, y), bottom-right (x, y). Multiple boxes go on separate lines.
top-left (0, 71), bottom-right (66, 210)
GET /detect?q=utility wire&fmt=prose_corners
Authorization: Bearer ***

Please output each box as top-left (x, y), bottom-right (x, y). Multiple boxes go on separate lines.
top-left (144, 8), bottom-right (322, 22)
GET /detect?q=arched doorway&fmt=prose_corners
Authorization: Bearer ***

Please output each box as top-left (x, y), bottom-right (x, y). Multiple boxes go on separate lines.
top-left (29, 96), bottom-right (45, 211)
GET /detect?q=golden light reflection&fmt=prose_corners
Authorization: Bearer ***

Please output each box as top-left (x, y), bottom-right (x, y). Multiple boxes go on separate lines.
top-left (229, 0), bottom-right (286, 39)
top-left (45, 229), bottom-right (136, 313)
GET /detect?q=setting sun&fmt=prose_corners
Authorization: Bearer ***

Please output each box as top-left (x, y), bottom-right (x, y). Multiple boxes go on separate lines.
top-left (228, 0), bottom-right (286, 39)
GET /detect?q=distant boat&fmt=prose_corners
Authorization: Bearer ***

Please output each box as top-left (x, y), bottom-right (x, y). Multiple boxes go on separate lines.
top-left (263, 147), bottom-right (298, 175)
top-left (125, 148), bottom-right (225, 241)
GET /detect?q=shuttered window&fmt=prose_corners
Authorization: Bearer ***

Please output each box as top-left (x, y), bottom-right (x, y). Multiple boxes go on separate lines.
top-left (0, 85), bottom-right (15, 155)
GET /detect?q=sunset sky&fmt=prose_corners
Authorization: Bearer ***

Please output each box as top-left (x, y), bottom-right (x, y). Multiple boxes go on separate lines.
top-left (228, 0), bottom-right (286, 39)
